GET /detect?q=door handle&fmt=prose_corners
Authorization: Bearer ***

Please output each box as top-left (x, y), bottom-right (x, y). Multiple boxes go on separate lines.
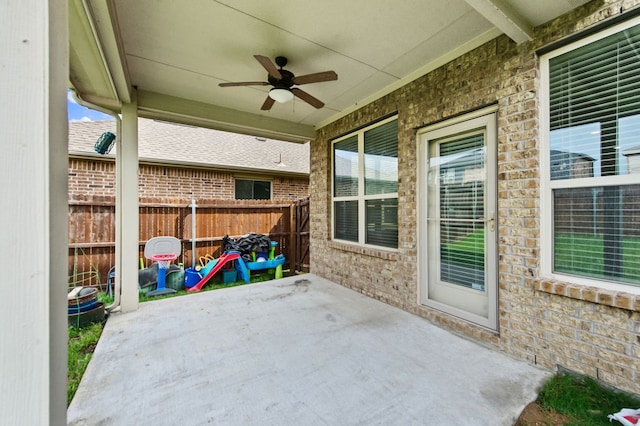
top-left (488, 211), bottom-right (495, 232)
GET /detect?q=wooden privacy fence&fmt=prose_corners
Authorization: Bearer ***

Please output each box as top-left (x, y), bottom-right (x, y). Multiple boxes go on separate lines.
top-left (294, 196), bottom-right (310, 272)
top-left (68, 196), bottom-right (309, 289)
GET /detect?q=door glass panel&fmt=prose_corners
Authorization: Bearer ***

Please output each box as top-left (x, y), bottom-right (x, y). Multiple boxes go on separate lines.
top-left (431, 133), bottom-right (486, 291)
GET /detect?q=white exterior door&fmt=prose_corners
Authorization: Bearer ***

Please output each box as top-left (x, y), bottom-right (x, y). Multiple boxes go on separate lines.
top-left (418, 110), bottom-right (498, 330)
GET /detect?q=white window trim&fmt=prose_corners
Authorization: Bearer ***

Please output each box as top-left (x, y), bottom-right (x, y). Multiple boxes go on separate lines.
top-left (539, 15), bottom-right (640, 295)
top-left (331, 115), bottom-right (399, 250)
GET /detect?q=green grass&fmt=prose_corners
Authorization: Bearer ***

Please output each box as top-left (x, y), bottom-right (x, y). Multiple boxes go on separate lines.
top-left (138, 281), bottom-right (245, 302)
top-left (555, 233), bottom-right (640, 283)
top-left (441, 229), bottom-right (485, 269)
top-left (444, 228), bottom-right (485, 253)
top-left (137, 269), bottom-right (284, 302)
top-left (538, 373), bottom-right (640, 425)
top-left (440, 229), bottom-right (640, 284)
top-left (67, 322), bottom-right (104, 406)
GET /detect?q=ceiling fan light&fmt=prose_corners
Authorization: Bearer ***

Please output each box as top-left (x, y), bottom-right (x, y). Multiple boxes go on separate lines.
top-left (269, 88), bottom-right (294, 103)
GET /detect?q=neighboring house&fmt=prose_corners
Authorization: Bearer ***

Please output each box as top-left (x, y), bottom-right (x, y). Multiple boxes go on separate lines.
top-left (67, 119), bottom-right (310, 281)
top-left (550, 150), bottom-right (595, 180)
top-left (624, 145), bottom-right (640, 175)
top-left (68, 118), bottom-right (310, 203)
top-left (312, 3), bottom-right (640, 395)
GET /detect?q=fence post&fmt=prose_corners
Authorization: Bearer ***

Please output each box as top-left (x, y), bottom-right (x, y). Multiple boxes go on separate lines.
top-left (189, 199), bottom-right (198, 269)
top-left (290, 201), bottom-right (296, 272)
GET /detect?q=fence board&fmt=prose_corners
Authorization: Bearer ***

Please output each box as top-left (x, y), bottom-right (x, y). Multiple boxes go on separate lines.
top-left (68, 198), bottom-right (299, 289)
top-left (294, 196), bottom-right (310, 272)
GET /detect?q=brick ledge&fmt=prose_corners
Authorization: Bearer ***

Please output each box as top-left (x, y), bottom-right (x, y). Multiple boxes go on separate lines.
top-left (327, 241), bottom-right (398, 261)
top-left (536, 279), bottom-right (640, 311)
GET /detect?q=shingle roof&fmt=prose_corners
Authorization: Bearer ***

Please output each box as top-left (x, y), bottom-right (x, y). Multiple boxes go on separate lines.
top-left (68, 118), bottom-right (310, 176)
top-left (623, 145), bottom-right (640, 156)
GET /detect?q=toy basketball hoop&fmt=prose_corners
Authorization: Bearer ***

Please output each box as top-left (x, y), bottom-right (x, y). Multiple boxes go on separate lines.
top-left (144, 237), bottom-right (181, 297)
top-left (150, 253), bottom-right (177, 270)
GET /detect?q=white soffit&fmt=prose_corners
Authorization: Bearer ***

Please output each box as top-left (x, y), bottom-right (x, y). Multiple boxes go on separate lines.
top-left (463, 0), bottom-right (534, 44)
top-left (68, 0), bottom-right (594, 140)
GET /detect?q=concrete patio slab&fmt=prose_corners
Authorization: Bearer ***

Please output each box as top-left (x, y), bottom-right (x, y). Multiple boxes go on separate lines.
top-left (68, 274), bottom-right (551, 425)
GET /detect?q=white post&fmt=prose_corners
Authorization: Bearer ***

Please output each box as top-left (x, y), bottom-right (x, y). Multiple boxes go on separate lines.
top-left (118, 89), bottom-right (140, 312)
top-left (190, 199), bottom-right (198, 268)
top-left (0, 0), bottom-right (68, 423)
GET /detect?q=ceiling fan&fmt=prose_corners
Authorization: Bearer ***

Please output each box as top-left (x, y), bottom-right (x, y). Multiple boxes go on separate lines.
top-left (219, 55), bottom-right (338, 110)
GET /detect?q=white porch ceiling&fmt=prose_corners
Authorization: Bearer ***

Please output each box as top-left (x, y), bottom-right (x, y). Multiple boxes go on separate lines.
top-left (69, 0), bottom-right (590, 142)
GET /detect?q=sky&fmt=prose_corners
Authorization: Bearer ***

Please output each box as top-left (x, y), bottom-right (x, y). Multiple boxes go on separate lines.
top-left (67, 90), bottom-right (114, 122)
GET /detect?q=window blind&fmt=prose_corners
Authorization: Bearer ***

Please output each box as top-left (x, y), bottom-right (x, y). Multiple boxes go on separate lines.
top-left (550, 24), bottom-right (640, 178)
top-left (365, 198), bottom-right (398, 248)
top-left (548, 23), bottom-right (640, 285)
top-left (364, 120), bottom-right (398, 195)
top-left (553, 185), bottom-right (640, 284)
top-left (334, 136), bottom-right (359, 197)
top-left (334, 200), bottom-right (358, 242)
top-left (436, 133), bottom-right (486, 289)
top-left (332, 117), bottom-right (398, 248)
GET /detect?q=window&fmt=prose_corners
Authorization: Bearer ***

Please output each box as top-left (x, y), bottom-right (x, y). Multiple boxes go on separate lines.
top-left (332, 116), bottom-right (398, 248)
top-left (541, 18), bottom-right (640, 287)
top-left (235, 179), bottom-right (271, 200)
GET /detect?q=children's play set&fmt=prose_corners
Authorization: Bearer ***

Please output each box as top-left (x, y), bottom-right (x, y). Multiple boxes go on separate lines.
top-left (141, 233), bottom-right (285, 295)
top-left (68, 233), bottom-right (285, 327)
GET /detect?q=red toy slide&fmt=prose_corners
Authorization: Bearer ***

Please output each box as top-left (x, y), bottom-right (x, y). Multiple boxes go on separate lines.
top-left (186, 252), bottom-right (240, 292)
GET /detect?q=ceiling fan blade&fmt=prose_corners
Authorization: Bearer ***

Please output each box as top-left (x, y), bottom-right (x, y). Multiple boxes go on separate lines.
top-left (254, 55), bottom-right (282, 80)
top-left (292, 70), bottom-right (338, 85)
top-left (291, 88), bottom-right (324, 109)
top-left (219, 81), bottom-right (269, 87)
top-left (261, 96), bottom-right (275, 111)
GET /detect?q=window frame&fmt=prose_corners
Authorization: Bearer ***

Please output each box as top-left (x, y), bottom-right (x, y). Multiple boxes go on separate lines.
top-left (540, 16), bottom-right (640, 291)
top-left (234, 178), bottom-right (272, 200)
top-left (331, 115), bottom-right (399, 250)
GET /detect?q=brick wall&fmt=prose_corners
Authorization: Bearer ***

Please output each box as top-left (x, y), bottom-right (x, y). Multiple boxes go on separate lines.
top-left (311, 0), bottom-right (640, 395)
top-left (68, 159), bottom-right (115, 197)
top-left (68, 158), bottom-right (309, 203)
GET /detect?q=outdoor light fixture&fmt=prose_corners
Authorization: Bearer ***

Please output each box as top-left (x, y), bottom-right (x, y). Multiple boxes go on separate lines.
top-left (269, 88), bottom-right (294, 103)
